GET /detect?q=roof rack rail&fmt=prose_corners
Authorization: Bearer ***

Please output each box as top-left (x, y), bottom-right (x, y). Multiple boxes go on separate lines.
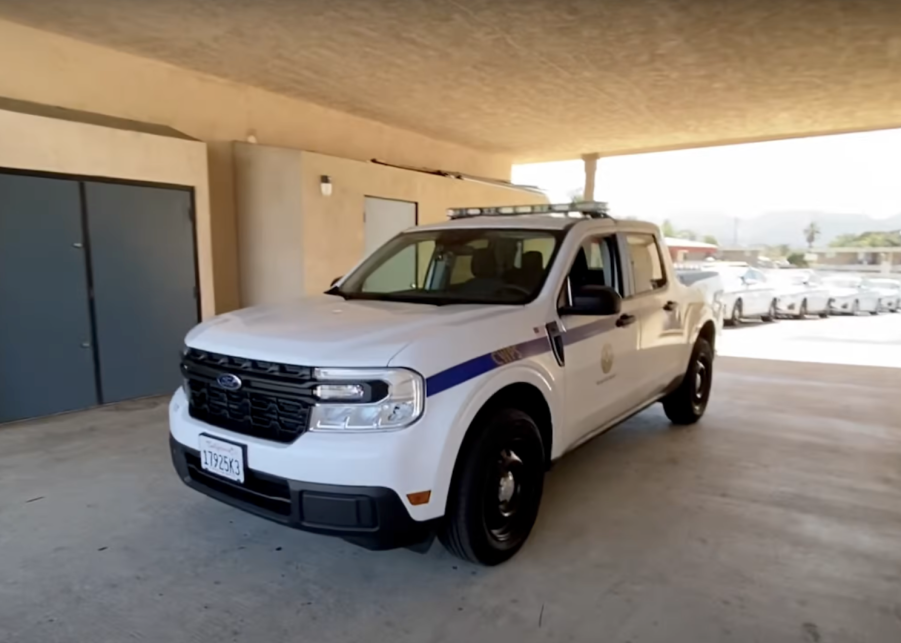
top-left (447, 201), bottom-right (611, 220)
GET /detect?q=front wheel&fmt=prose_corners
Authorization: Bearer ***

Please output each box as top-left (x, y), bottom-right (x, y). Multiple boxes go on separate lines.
top-left (662, 337), bottom-right (713, 425)
top-left (761, 299), bottom-right (778, 323)
top-left (870, 301), bottom-right (880, 316)
top-left (439, 408), bottom-right (545, 566)
top-left (820, 299), bottom-right (832, 318)
top-left (852, 300), bottom-right (860, 316)
top-left (795, 299), bottom-right (808, 320)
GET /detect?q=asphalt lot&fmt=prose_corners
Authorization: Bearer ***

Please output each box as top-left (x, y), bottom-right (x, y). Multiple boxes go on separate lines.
top-left (1, 315), bottom-right (900, 643)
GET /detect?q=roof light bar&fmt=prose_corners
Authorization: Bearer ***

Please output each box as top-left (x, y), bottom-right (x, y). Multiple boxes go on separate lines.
top-left (446, 201), bottom-right (610, 219)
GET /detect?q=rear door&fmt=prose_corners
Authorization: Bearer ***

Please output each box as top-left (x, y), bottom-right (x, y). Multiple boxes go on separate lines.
top-left (622, 232), bottom-right (687, 396)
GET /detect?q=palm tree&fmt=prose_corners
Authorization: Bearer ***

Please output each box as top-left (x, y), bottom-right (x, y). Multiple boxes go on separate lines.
top-left (804, 221), bottom-right (821, 249)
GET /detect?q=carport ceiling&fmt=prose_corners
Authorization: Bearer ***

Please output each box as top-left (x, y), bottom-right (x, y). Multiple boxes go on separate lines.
top-left (1, 0), bottom-right (900, 161)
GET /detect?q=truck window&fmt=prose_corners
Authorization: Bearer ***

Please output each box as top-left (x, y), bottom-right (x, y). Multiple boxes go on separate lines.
top-left (626, 234), bottom-right (667, 295)
top-left (558, 235), bottom-right (621, 308)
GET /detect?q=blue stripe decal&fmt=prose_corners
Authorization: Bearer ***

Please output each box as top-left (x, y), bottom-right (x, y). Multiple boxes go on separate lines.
top-left (562, 317), bottom-right (619, 345)
top-left (425, 318), bottom-right (618, 397)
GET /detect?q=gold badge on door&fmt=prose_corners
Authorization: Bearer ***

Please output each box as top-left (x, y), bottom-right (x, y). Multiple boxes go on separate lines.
top-left (601, 343), bottom-right (614, 374)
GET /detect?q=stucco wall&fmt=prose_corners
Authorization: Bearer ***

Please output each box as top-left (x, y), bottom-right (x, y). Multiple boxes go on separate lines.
top-left (0, 18), bottom-right (515, 312)
top-left (234, 144), bottom-right (546, 305)
top-left (0, 108), bottom-right (216, 318)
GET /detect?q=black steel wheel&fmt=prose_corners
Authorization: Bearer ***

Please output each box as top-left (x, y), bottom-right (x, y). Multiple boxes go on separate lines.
top-left (439, 408), bottom-right (545, 565)
top-left (662, 337), bottom-right (714, 425)
top-left (727, 299), bottom-right (743, 326)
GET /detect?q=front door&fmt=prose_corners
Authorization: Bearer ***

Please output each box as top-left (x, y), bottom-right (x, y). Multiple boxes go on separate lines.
top-left (559, 234), bottom-right (641, 446)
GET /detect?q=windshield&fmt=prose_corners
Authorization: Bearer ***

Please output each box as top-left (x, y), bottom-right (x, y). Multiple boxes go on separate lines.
top-left (331, 228), bottom-right (563, 305)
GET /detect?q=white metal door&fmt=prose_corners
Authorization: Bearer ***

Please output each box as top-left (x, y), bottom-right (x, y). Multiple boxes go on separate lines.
top-left (363, 197), bottom-right (418, 293)
top-left (364, 197), bottom-right (416, 255)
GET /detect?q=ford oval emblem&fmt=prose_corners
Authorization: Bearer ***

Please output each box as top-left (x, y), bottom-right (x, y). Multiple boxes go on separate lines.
top-left (216, 373), bottom-right (242, 391)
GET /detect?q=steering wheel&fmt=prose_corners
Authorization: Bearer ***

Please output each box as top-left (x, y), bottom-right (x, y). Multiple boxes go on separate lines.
top-left (497, 283), bottom-right (532, 296)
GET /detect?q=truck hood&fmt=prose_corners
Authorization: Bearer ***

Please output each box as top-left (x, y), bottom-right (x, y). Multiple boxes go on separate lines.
top-left (186, 295), bottom-right (520, 367)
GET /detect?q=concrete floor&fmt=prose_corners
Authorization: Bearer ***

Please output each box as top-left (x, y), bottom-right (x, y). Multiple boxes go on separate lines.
top-left (2, 317), bottom-right (900, 643)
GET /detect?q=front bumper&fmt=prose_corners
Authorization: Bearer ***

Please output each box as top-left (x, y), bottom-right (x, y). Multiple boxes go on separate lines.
top-left (170, 436), bottom-right (434, 550)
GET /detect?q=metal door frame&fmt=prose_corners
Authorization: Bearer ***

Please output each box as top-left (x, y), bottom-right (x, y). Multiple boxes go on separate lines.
top-left (0, 166), bottom-right (201, 407)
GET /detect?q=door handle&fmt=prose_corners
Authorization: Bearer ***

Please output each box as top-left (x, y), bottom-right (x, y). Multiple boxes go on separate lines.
top-left (663, 300), bottom-right (677, 311)
top-left (616, 313), bottom-right (637, 328)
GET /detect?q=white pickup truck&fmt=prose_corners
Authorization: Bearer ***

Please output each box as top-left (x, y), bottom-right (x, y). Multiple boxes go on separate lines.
top-left (170, 203), bottom-right (717, 565)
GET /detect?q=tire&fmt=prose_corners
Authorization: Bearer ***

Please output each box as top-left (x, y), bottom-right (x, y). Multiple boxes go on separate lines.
top-left (662, 337), bottom-right (714, 425)
top-left (761, 299), bottom-right (778, 323)
top-left (851, 300), bottom-right (859, 316)
top-left (795, 299), bottom-right (808, 320)
top-left (439, 408), bottom-right (545, 566)
top-left (820, 299), bottom-right (832, 318)
top-left (726, 299), bottom-right (743, 327)
top-left (870, 301), bottom-right (880, 316)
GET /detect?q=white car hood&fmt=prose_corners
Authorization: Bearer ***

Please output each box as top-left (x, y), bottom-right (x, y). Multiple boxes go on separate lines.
top-left (186, 295), bottom-right (518, 367)
top-left (827, 287), bottom-right (858, 299)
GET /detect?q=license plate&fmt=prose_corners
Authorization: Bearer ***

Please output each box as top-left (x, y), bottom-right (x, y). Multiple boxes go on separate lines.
top-left (199, 435), bottom-right (245, 484)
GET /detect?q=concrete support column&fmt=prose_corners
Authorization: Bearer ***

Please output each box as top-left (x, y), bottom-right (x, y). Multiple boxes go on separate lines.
top-left (582, 153), bottom-right (599, 201)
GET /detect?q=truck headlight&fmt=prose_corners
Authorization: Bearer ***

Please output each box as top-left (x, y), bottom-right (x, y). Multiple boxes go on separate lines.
top-left (310, 368), bottom-right (424, 431)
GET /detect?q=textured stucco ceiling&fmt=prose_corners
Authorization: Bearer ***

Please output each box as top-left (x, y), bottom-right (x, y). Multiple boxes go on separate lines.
top-left (1, 0), bottom-right (900, 161)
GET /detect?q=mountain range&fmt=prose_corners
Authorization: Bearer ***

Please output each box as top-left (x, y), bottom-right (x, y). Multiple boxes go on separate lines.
top-left (658, 211), bottom-right (901, 248)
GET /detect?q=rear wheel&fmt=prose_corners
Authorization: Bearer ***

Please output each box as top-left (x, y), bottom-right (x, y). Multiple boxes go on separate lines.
top-left (870, 301), bottom-right (880, 316)
top-left (662, 337), bottom-right (713, 425)
top-left (761, 299), bottom-right (778, 323)
top-left (439, 408), bottom-right (545, 566)
top-left (820, 299), bottom-right (832, 318)
top-left (852, 300), bottom-right (860, 316)
top-left (795, 299), bottom-right (808, 320)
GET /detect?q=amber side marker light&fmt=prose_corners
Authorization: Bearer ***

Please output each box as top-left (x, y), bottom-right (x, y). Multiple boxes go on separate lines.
top-left (407, 491), bottom-right (431, 506)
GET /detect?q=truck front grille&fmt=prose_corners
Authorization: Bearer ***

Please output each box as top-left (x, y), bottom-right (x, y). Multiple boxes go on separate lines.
top-left (181, 349), bottom-right (315, 444)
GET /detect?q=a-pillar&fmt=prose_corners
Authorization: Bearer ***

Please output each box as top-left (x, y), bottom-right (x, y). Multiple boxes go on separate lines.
top-left (582, 153), bottom-right (599, 201)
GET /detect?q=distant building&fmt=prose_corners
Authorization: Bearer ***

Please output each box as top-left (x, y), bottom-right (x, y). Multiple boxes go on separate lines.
top-left (807, 246), bottom-right (901, 274)
top-left (664, 237), bottom-right (718, 263)
top-left (718, 247), bottom-right (763, 265)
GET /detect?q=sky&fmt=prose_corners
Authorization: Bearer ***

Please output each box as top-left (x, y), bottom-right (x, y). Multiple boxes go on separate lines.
top-left (512, 128), bottom-right (901, 222)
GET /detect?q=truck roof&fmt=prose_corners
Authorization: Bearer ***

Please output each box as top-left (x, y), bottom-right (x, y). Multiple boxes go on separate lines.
top-left (414, 214), bottom-right (658, 234)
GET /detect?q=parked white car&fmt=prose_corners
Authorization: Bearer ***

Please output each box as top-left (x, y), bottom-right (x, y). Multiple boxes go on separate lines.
top-left (169, 202), bottom-right (717, 565)
top-left (866, 278), bottom-right (900, 313)
top-left (712, 266), bottom-right (779, 325)
top-left (764, 269), bottom-right (831, 318)
top-left (823, 275), bottom-right (881, 315)
top-left (676, 269), bottom-right (725, 334)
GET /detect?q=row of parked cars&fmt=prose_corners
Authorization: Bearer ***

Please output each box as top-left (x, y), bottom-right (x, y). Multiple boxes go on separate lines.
top-left (676, 263), bottom-right (901, 328)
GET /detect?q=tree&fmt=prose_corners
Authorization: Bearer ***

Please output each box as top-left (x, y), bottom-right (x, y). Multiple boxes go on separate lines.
top-left (661, 220), bottom-right (677, 237)
top-left (702, 235), bottom-right (719, 246)
top-left (829, 231), bottom-right (901, 248)
top-left (786, 252), bottom-right (808, 267)
top-left (777, 244), bottom-right (791, 258)
top-left (804, 221), bottom-right (821, 249)
top-left (675, 229), bottom-right (698, 241)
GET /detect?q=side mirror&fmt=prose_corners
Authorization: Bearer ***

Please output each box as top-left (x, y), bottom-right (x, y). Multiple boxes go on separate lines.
top-left (559, 285), bottom-right (622, 316)
top-left (330, 276), bottom-right (342, 287)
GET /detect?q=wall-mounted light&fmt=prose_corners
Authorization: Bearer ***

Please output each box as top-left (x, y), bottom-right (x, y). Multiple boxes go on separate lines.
top-left (320, 175), bottom-right (333, 197)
